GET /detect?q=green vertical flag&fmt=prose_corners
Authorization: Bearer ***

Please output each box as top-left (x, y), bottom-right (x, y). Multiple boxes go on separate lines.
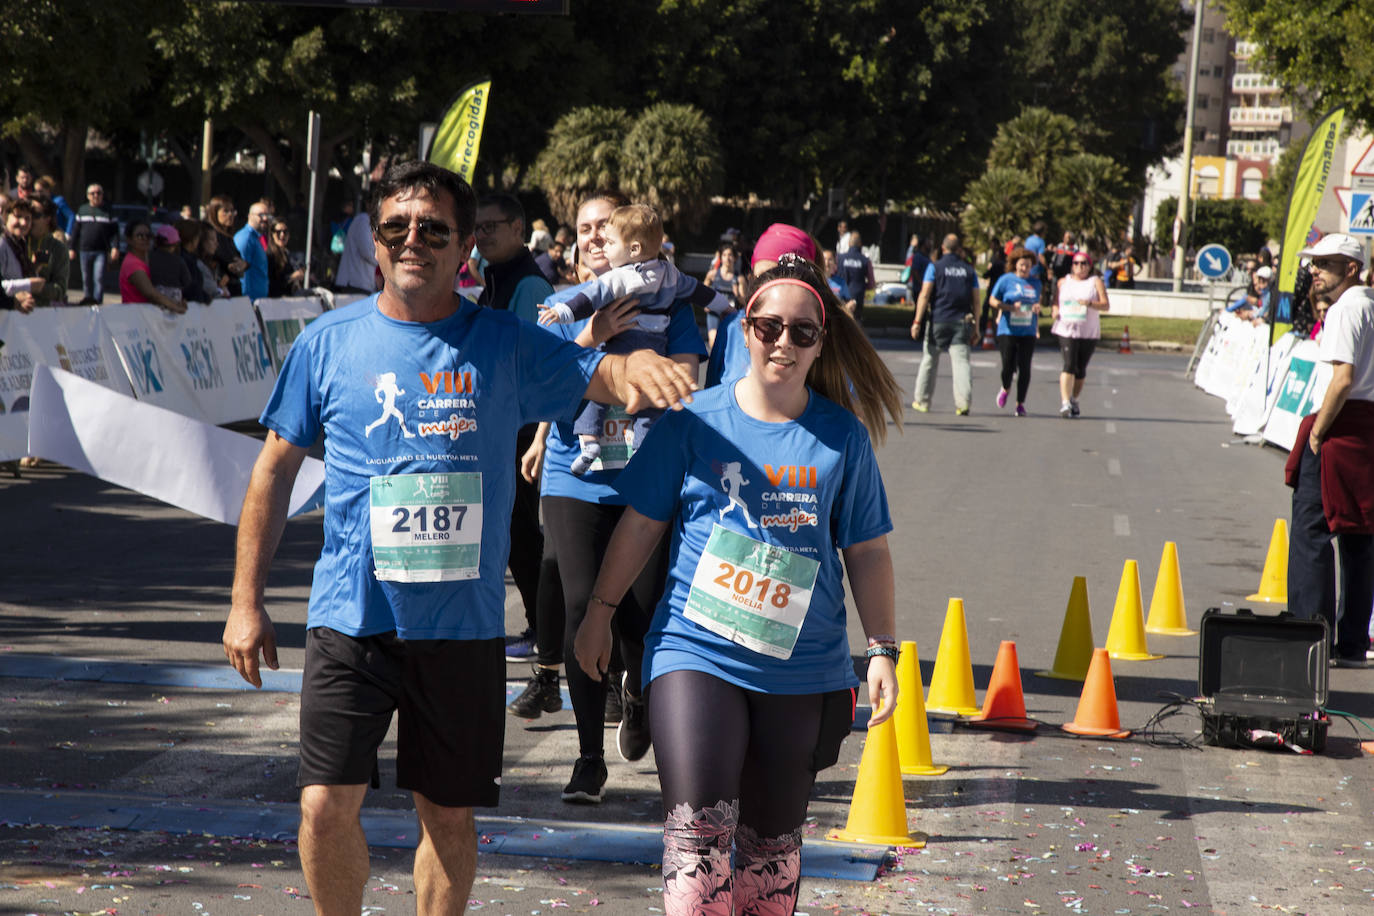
top-left (427, 79), bottom-right (492, 184)
top-left (1278, 108), bottom-right (1344, 296)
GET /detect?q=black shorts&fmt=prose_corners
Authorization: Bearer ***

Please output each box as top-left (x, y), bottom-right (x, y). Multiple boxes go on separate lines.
top-left (298, 627), bottom-right (505, 808)
top-left (1057, 336), bottom-right (1097, 378)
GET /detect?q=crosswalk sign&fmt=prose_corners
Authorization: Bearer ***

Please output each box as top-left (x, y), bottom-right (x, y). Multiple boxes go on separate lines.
top-left (1350, 192), bottom-right (1374, 235)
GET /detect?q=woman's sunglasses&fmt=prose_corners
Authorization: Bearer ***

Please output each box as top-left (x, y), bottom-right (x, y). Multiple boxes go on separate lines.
top-left (747, 315), bottom-right (824, 348)
top-left (374, 218), bottom-right (454, 250)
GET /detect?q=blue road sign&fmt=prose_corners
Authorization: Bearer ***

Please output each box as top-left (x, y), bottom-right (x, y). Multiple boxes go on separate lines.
top-left (1196, 243), bottom-right (1232, 278)
top-left (1349, 192), bottom-right (1374, 235)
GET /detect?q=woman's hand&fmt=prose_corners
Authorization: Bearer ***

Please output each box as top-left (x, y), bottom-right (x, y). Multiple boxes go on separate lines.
top-left (228, 258), bottom-right (248, 276)
top-left (866, 655), bottom-right (899, 727)
top-left (587, 295), bottom-right (640, 346)
top-left (573, 609), bottom-right (614, 682)
top-left (519, 424), bottom-right (548, 484)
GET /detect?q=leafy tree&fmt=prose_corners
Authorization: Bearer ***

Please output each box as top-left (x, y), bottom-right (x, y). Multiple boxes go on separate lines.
top-left (1152, 196), bottom-right (1267, 256)
top-left (961, 168), bottom-right (1039, 252)
top-left (621, 104), bottom-right (723, 231)
top-left (531, 107), bottom-right (633, 226)
top-left (1224, 0), bottom-right (1374, 129)
top-left (1048, 153), bottom-right (1134, 253)
top-left (1014, 0), bottom-right (1187, 183)
top-left (0, 0), bottom-right (158, 196)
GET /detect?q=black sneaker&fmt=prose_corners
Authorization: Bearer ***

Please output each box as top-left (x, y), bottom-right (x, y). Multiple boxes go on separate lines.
top-left (560, 754), bottom-right (607, 804)
top-left (603, 678), bottom-right (623, 724)
top-left (504, 628), bottom-right (536, 661)
top-left (617, 672), bottom-right (651, 762)
top-left (509, 666), bottom-right (561, 718)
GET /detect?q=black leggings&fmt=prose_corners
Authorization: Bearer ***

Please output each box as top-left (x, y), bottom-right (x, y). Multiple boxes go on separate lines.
top-left (649, 670), bottom-right (827, 837)
top-left (543, 496), bottom-right (666, 757)
top-left (533, 540), bottom-right (564, 667)
top-left (508, 424), bottom-right (543, 632)
top-left (996, 334), bottom-right (1035, 403)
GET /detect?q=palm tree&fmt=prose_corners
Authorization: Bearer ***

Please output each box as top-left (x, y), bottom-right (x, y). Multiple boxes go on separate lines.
top-left (961, 167), bottom-right (1039, 253)
top-left (985, 107), bottom-right (1082, 190)
top-left (1049, 153), bottom-right (1133, 253)
top-left (620, 103), bottom-right (723, 232)
top-left (531, 106), bottom-right (633, 225)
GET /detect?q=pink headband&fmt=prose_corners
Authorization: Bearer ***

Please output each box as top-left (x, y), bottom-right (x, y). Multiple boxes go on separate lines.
top-left (745, 278), bottom-right (826, 326)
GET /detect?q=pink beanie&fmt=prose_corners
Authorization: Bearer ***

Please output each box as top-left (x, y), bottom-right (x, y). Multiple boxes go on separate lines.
top-left (751, 223), bottom-right (816, 269)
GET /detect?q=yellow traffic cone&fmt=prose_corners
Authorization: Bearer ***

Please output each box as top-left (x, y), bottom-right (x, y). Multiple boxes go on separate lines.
top-left (1105, 560), bottom-right (1163, 661)
top-left (1146, 541), bottom-right (1197, 635)
top-left (1246, 519), bottom-right (1289, 603)
top-left (925, 598), bottom-right (980, 716)
top-left (828, 712), bottom-right (926, 847)
top-left (895, 641), bottom-right (948, 776)
top-left (1036, 576), bottom-right (1095, 680)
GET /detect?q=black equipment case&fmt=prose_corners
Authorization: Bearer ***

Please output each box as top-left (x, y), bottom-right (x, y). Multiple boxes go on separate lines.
top-left (1197, 607), bottom-right (1329, 752)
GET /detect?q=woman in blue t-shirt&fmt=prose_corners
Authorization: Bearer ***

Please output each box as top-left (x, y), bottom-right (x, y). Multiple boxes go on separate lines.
top-left (574, 255), bottom-right (903, 916)
top-left (988, 247), bottom-right (1042, 416)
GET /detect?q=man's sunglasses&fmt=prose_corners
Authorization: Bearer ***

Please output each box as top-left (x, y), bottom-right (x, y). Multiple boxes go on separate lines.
top-left (747, 315), bottom-right (824, 348)
top-left (374, 218), bottom-right (454, 250)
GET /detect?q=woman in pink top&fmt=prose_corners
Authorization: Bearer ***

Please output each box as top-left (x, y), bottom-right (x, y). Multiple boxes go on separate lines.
top-left (1051, 253), bottom-right (1109, 418)
top-left (119, 221), bottom-right (185, 312)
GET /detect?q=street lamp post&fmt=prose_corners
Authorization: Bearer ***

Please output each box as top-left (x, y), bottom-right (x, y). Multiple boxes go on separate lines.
top-left (1172, 0), bottom-right (1205, 292)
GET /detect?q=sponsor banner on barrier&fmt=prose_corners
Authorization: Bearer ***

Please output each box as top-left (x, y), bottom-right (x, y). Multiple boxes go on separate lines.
top-left (256, 295), bottom-right (327, 370)
top-left (1195, 311), bottom-right (1249, 400)
top-left (1262, 339), bottom-right (1332, 451)
top-left (1223, 322), bottom-right (1272, 417)
top-left (28, 365), bottom-right (324, 525)
top-left (0, 307), bottom-right (130, 462)
top-left (1232, 333), bottom-right (1298, 436)
top-left (99, 298), bottom-right (276, 426)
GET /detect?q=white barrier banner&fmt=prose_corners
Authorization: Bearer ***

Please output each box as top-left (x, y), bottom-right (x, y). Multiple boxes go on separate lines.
top-left (98, 298), bottom-right (276, 425)
top-left (1193, 311), bottom-right (1237, 397)
top-left (1262, 340), bottom-right (1333, 451)
top-left (1222, 322), bottom-right (1273, 417)
top-left (1232, 333), bottom-right (1298, 436)
top-left (28, 365), bottom-right (324, 525)
top-left (255, 295), bottom-right (326, 370)
top-left (0, 308), bottom-right (130, 462)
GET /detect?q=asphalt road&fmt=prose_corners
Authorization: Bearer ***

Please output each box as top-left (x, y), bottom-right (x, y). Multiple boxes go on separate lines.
top-left (3, 340), bottom-right (1373, 915)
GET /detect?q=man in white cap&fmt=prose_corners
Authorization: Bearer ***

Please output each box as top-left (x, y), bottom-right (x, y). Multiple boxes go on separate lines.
top-left (1284, 233), bottom-right (1374, 668)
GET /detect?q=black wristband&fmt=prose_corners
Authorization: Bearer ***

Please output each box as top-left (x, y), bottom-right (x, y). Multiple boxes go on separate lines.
top-left (865, 644), bottom-right (899, 662)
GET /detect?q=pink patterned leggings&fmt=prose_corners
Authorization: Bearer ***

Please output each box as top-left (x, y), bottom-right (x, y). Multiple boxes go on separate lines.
top-left (649, 670), bottom-right (831, 915)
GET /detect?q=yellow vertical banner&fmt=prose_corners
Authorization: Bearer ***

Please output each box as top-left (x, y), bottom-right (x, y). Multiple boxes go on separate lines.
top-left (427, 79), bottom-right (492, 185)
top-left (1278, 108), bottom-right (1344, 296)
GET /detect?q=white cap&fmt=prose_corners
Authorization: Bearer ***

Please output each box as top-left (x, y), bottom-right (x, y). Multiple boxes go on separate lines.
top-left (1254, 266), bottom-right (1273, 279)
top-left (1299, 232), bottom-right (1365, 265)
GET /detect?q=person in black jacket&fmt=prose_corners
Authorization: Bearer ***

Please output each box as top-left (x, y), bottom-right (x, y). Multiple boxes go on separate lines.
top-left (70, 184), bottom-right (120, 304)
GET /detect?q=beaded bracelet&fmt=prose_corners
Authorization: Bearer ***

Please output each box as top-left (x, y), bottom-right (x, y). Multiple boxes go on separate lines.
top-left (865, 644), bottom-right (900, 662)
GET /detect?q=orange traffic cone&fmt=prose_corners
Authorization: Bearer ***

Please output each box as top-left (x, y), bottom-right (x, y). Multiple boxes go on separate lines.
top-left (1062, 648), bottom-right (1131, 738)
top-left (967, 640), bottom-right (1037, 732)
top-left (1146, 541), bottom-right (1197, 636)
top-left (981, 318), bottom-right (996, 350)
top-left (1036, 576), bottom-right (1095, 681)
top-left (827, 712), bottom-right (927, 848)
top-left (1118, 325), bottom-right (1133, 354)
top-left (925, 598), bottom-right (980, 716)
top-left (895, 641), bottom-right (949, 776)
top-left (1105, 560), bottom-right (1163, 661)
top-left (1246, 519), bottom-right (1288, 603)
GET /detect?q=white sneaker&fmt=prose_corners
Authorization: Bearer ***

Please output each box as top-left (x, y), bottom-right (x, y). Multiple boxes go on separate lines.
top-left (1059, 401), bottom-right (1072, 418)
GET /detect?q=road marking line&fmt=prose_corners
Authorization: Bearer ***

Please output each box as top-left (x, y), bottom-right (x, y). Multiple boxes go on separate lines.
top-left (1114, 514), bottom-right (1131, 537)
top-left (1108, 458), bottom-right (1122, 476)
top-left (1105, 421), bottom-right (1117, 434)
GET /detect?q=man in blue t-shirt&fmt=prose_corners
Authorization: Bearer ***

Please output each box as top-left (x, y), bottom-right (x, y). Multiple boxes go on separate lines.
top-left (222, 161), bottom-right (697, 915)
top-left (910, 233), bottom-right (980, 414)
top-left (233, 200), bottom-right (273, 300)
